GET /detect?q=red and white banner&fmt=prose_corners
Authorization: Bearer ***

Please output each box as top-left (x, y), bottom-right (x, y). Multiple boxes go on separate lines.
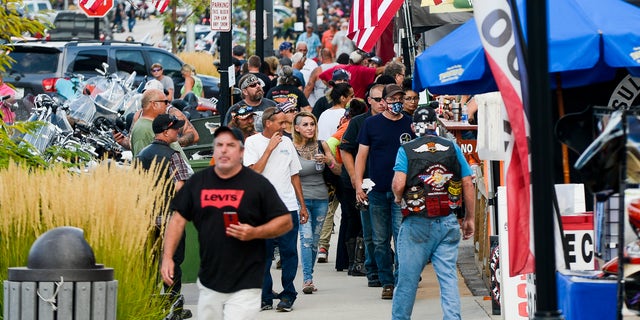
top-left (347, 0), bottom-right (404, 52)
top-left (473, 0), bottom-right (534, 276)
top-left (154, 0), bottom-right (170, 14)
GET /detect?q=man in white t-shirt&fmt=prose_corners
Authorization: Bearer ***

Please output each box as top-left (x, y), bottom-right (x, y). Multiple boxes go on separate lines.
top-left (243, 105), bottom-right (309, 312)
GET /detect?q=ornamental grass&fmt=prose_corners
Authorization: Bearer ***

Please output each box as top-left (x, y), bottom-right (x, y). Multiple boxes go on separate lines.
top-left (0, 161), bottom-right (173, 319)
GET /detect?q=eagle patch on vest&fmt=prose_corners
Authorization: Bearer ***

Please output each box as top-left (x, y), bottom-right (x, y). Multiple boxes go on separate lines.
top-left (413, 142), bottom-right (450, 153)
top-left (418, 164), bottom-right (453, 191)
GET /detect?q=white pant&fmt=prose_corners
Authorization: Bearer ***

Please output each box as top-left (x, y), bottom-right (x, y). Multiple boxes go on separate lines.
top-left (197, 280), bottom-right (261, 320)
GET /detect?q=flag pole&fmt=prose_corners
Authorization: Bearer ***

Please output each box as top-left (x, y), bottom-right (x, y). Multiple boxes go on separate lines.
top-left (527, 0), bottom-right (563, 317)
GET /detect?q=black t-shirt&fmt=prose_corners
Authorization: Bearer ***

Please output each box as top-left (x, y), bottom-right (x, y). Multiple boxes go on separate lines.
top-left (170, 166), bottom-right (288, 293)
top-left (266, 84), bottom-right (311, 110)
top-left (312, 96), bottom-right (331, 120)
top-left (339, 111), bottom-right (372, 183)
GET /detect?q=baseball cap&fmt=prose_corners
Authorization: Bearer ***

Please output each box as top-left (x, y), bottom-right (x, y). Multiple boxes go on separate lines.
top-left (238, 74), bottom-right (265, 90)
top-left (413, 105), bottom-right (437, 124)
top-left (213, 126), bottom-right (245, 142)
top-left (382, 84), bottom-right (405, 99)
top-left (233, 105), bottom-right (256, 119)
top-left (306, 22), bottom-right (314, 29)
top-left (143, 79), bottom-right (169, 96)
top-left (370, 56), bottom-right (382, 65)
top-left (349, 51), bottom-right (364, 64)
top-left (232, 45), bottom-right (246, 56)
top-left (332, 68), bottom-right (350, 82)
top-left (144, 79), bottom-right (164, 91)
top-left (279, 41), bottom-right (293, 52)
top-left (152, 114), bottom-right (185, 134)
top-left (277, 101), bottom-right (297, 113)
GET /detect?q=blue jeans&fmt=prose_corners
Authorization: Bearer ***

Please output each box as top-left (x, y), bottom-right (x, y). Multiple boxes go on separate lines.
top-left (367, 190), bottom-right (403, 286)
top-left (262, 210), bottom-right (300, 304)
top-left (360, 205), bottom-right (378, 281)
top-left (299, 199), bottom-right (328, 283)
top-left (391, 214), bottom-right (462, 320)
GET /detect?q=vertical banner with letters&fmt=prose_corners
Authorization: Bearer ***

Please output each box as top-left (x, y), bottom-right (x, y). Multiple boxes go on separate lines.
top-left (473, 0), bottom-right (534, 277)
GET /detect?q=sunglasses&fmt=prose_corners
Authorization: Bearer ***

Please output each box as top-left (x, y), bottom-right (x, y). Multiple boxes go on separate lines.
top-left (265, 107), bottom-right (283, 120)
top-left (370, 97), bottom-right (383, 102)
top-left (247, 82), bottom-right (260, 88)
top-left (152, 99), bottom-right (170, 106)
top-left (151, 68), bottom-right (162, 72)
top-left (404, 96), bottom-right (419, 101)
top-left (236, 106), bottom-right (254, 116)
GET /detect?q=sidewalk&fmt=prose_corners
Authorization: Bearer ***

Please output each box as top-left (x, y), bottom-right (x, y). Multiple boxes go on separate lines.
top-left (181, 221), bottom-right (498, 319)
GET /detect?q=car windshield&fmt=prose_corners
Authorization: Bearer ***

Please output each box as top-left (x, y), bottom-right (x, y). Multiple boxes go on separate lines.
top-left (9, 51), bottom-right (58, 74)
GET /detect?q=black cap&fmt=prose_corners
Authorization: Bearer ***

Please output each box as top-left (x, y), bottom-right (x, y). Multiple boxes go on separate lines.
top-left (413, 105), bottom-right (437, 124)
top-left (152, 114), bottom-right (185, 134)
top-left (213, 126), bottom-right (245, 142)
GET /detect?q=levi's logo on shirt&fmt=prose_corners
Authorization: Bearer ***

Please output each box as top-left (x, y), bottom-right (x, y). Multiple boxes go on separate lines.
top-left (201, 189), bottom-right (244, 209)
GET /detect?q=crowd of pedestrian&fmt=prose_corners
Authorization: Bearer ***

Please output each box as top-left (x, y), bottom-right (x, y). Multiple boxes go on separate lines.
top-left (120, 1), bottom-right (478, 319)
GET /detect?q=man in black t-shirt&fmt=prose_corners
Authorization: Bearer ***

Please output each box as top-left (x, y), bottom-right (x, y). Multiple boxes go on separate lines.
top-left (162, 126), bottom-right (292, 319)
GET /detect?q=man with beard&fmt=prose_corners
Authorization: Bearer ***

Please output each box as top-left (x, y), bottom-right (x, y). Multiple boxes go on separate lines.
top-left (224, 74), bottom-right (277, 132)
top-left (229, 105), bottom-right (258, 138)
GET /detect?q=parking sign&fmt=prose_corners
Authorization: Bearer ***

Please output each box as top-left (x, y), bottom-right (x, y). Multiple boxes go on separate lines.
top-left (210, 0), bottom-right (231, 32)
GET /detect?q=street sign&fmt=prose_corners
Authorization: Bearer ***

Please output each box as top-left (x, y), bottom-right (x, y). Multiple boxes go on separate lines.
top-left (210, 0), bottom-right (231, 32)
top-left (79, 0), bottom-right (113, 17)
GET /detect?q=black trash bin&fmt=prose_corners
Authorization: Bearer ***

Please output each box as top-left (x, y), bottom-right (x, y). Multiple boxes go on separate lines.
top-left (3, 226), bottom-right (117, 320)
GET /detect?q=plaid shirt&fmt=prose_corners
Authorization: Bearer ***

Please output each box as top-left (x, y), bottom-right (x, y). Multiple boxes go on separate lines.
top-left (169, 152), bottom-right (192, 182)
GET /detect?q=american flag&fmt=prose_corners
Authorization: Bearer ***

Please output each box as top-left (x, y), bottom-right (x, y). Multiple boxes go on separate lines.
top-left (154, 0), bottom-right (170, 14)
top-left (347, 0), bottom-right (404, 52)
top-left (473, 0), bottom-right (534, 276)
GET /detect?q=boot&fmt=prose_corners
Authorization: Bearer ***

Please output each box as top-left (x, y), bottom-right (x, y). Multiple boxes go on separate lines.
top-left (351, 236), bottom-right (367, 276)
top-left (346, 238), bottom-right (356, 275)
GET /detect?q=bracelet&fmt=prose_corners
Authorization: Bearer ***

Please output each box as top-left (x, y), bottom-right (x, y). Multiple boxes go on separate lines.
top-left (328, 162), bottom-right (335, 169)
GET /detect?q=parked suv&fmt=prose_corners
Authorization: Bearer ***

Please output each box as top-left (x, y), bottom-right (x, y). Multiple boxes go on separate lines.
top-left (49, 11), bottom-right (113, 41)
top-left (6, 40), bottom-right (220, 118)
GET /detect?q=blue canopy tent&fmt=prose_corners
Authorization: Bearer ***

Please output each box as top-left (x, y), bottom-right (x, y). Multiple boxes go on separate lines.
top-left (413, 0), bottom-right (640, 95)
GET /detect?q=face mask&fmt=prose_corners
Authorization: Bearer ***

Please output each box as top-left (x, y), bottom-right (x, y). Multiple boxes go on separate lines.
top-left (389, 102), bottom-right (403, 114)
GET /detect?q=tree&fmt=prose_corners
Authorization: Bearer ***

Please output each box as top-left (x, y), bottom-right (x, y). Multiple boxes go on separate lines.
top-left (0, 0), bottom-right (48, 72)
top-left (156, 0), bottom-right (209, 54)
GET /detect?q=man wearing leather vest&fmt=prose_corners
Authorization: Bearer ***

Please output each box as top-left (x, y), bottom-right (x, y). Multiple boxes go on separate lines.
top-left (390, 105), bottom-right (475, 320)
top-left (137, 113), bottom-right (193, 315)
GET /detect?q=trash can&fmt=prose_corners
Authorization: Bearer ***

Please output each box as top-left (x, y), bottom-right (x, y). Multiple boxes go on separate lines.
top-left (4, 226), bottom-right (117, 320)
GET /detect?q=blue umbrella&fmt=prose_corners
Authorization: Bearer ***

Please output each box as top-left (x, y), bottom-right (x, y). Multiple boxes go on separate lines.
top-left (414, 0), bottom-right (640, 95)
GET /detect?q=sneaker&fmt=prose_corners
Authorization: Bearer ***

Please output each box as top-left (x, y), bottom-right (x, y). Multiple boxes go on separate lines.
top-left (261, 301), bottom-right (273, 311)
top-left (348, 264), bottom-right (367, 277)
top-left (317, 248), bottom-right (328, 263)
top-left (302, 281), bottom-right (316, 294)
top-left (276, 298), bottom-right (294, 312)
top-left (180, 309), bottom-right (193, 319)
top-left (368, 279), bottom-right (382, 287)
top-left (381, 284), bottom-right (394, 299)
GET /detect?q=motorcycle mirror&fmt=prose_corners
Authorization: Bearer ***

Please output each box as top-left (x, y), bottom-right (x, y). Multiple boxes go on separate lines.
top-left (124, 71), bottom-right (136, 89)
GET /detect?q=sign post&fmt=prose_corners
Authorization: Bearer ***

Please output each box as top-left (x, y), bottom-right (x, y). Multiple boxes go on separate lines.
top-left (78, 0), bottom-right (113, 40)
top-left (211, 0), bottom-right (232, 119)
